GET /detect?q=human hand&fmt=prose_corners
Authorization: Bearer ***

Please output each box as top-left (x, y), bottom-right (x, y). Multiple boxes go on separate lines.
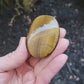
top-left (0, 28), bottom-right (69, 84)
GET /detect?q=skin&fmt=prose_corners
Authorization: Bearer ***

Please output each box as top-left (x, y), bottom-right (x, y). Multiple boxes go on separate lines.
top-left (0, 28), bottom-right (69, 84)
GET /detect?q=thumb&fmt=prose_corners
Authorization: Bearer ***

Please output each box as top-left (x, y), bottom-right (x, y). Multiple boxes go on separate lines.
top-left (0, 37), bottom-right (29, 72)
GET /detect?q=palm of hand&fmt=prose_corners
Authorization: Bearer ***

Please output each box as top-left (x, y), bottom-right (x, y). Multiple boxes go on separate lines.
top-left (0, 28), bottom-right (69, 84)
top-left (2, 55), bottom-right (66, 84)
top-left (5, 57), bottom-right (53, 84)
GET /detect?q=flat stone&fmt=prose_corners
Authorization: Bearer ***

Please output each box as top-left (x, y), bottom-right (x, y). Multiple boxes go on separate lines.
top-left (27, 15), bottom-right (60, 58)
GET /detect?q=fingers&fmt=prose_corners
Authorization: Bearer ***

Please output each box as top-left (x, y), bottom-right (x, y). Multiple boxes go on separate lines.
top-left (34, 38), bottom-right (69, 75)
top-left (0, 37), bottom-right (29, 72)
top-left (60, 28), bottom-right (66, 38)
top-left (52, 38), bottom-right (69, 56)
top-left (36, 54), bottom-right (68, 84)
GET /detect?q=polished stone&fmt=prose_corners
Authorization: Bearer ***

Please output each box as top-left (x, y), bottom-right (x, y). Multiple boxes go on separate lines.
top-left (27, 15), bottom-right (60, 58)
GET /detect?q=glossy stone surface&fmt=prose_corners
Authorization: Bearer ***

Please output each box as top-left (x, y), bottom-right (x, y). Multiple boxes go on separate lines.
top-left (27, 15), bottom-right (60, 58)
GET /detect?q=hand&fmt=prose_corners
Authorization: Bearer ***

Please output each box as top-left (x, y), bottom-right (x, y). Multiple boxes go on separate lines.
top-left (0, 28), bottom-right (69, 84)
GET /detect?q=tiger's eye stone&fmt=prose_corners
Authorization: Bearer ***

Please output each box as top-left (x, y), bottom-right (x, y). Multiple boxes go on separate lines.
top-left (27, 15), bottom-right (60, 58)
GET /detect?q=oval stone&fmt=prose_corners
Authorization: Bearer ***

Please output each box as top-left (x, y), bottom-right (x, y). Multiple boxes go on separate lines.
top-left (27, 15), bottom-right (60, 58)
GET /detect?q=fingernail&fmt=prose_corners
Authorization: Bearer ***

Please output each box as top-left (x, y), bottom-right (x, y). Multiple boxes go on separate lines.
top-left (61, 28), bottom-right (66, 34)
top-left (66, 39), bottom-right (69, 44)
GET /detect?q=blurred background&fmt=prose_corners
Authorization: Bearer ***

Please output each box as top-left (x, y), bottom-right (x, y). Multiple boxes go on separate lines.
top-left (0, 0), bottom-right (84, 84)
